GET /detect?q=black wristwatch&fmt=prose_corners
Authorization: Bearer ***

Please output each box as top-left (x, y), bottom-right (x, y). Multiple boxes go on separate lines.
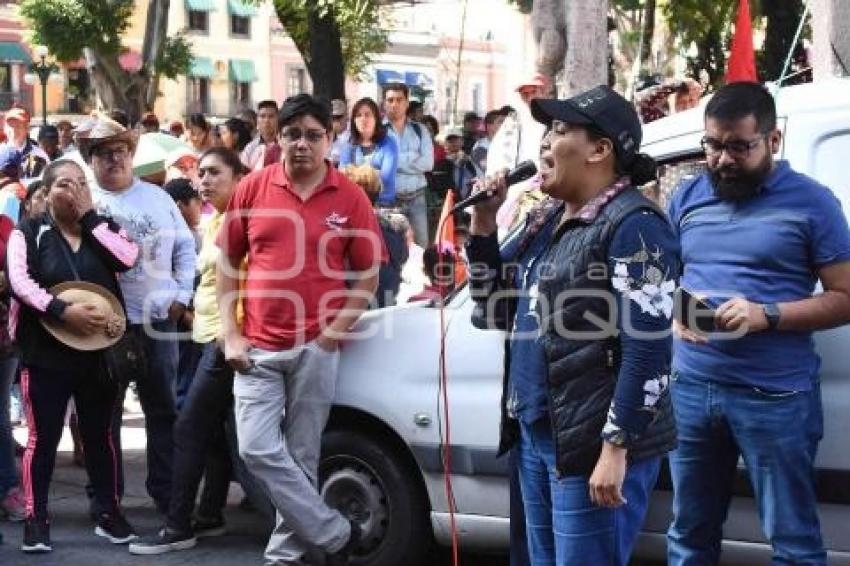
top-left (763, 303), bottom-right (781, 330)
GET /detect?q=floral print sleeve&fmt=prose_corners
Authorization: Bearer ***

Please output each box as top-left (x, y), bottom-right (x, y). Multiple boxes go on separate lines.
top-left (602, 209), bottom-right (680, 447)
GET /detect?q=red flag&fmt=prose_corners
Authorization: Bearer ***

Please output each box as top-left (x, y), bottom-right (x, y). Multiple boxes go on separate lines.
top-left (725, 0), bottom-right (758, 83)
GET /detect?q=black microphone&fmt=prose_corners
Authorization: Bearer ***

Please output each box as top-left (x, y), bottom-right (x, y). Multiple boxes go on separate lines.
top-left (450, 160), bottom-right (538, 213)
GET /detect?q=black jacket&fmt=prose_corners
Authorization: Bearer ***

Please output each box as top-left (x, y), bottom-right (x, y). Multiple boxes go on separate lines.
top-left (468, 187), bottom-right (676, 476)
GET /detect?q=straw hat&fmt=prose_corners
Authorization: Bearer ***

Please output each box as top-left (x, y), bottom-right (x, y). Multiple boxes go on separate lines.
top-left (41, 281), bottom-right (126, 351)
top-left (82, 115), bottom-right (140, 160)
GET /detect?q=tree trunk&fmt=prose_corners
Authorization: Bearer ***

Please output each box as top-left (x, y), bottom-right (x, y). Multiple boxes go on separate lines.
top-left (563, 0), bottom-right (609, 95)
top-left (761, 0), bottom-right (803, 81)
top-left (142, 0), bottom-right (171, 111)
top-left (639, 0), bottom-right (656, 67)
top-left (305, 8), bottom-right (346, 100)
top-left (811, 0), bottom-right (850, 79)
top-left (532, 0), bottom-right (567, 94)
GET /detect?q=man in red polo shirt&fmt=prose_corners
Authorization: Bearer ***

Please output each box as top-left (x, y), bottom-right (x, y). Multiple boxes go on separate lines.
top-left (217, 94), bottom-right (384, 566)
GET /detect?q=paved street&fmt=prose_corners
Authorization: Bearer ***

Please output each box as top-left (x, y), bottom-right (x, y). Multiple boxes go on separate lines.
top-left (0, 407), bottom-right (508, 566)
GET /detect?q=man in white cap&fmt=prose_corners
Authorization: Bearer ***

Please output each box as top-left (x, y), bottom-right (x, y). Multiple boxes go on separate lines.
top-left (485, 72), bottom-right (549, 233)
top-left (85, 115), bottom-right (197, 516)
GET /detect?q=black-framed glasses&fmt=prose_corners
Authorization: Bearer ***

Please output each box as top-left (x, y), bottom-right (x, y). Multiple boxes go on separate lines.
top-left (92, 146), bottom-right (130, 160)
top-left (280, 127), bottom-right (327, 144)
top-left (700, 135), bottom-right (766, 159)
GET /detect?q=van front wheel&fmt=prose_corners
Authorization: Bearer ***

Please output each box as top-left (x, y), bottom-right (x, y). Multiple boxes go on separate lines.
top-left (320, 429), bottom-right (431, 566)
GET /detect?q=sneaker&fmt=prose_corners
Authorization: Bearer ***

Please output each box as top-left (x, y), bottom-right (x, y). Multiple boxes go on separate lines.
top-left (94, 512), bottom-right (137, 544)
top-left (1, 486), bottom-right (26, 522)
top-left (192, 515), bottom-right (226, 539)
top-left (22, 517), bottom-right (51, 553)
top-left (325, 520), bottom-right (361, 566)
top-left (128, 527), bottom-right (196, 555)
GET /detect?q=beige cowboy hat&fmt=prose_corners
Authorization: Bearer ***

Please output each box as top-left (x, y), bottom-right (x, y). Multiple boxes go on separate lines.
top-left (41, 281), bottom-right (126, 351)
top-left (81, 114), bottom-right (140, 161)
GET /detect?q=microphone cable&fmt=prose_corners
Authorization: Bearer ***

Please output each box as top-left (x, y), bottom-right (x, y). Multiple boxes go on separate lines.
top-left (434, 211), bottom-right (460, 566)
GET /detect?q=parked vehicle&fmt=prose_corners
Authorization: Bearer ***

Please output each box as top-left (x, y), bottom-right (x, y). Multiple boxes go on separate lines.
top-left (320, 78), bottom-right (850, 565)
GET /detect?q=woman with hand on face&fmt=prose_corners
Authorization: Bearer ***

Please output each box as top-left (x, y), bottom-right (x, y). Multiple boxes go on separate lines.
top-left (339, 97), bottom-right (399, 206)
top-left (6, 159), bottom-right (139, 554)
top-left (129, 147), bottom-right (251, 556)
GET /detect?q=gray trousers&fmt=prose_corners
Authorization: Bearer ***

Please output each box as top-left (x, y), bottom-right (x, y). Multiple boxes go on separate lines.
top-left (234, 342), bottom-right (350, 564)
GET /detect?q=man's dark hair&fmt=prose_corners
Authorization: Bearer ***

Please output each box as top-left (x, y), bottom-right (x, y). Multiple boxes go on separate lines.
top-left (278, 94), bottom-right (332, 131)
top-left (421, 115), bottom-right (439, 137)
top-left (484, 110), bottom-right (502, 126)
top-left (108, 109), bottom-right (129, 128)
top-left (383, 83), bottom-right (409, 99)
top-left (257, 99), bottom-right (279, 113)
top-left (423, 245), bottom-right (456, 285)
top-left (463, 112), bottom-right (480, 125)
top-left (38, 125), bottom-right (59, 140)
top-left (188, 112), bottom-right (211, 132)
top-left (705, 82), bottom-right (777, 133)
top-left (236, 108), bottom-right (257, 126)
top-left (163, 177), bottom-right (200, 205)
top-left (407, 100), bottom-right (423, 117)
top-left (349, 97), bottom-right (387, 145)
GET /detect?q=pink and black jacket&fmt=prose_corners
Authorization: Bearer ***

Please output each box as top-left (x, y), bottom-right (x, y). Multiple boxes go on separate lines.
top-left (6, 210), bottom-right (139, 368)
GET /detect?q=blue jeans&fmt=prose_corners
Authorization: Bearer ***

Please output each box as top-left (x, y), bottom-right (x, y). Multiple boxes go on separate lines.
top-left (667, 373), bottom-right (826, 565)
top-left (397, 190), bottom-right (429, 247)
top-left (0, 356), bottom-right (19, 495)
top-left (518, 417), bottom-right (660, 566)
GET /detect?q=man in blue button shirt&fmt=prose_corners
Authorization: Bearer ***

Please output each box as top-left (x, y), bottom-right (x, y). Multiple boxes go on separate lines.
top-left (384, 83), bottom-right (434, 246)
top-left (667, 82), bottom-right (850, 565)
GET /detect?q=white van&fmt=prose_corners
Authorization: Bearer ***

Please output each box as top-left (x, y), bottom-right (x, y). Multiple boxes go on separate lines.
top-left (318, 78), bottom-right (850, 565)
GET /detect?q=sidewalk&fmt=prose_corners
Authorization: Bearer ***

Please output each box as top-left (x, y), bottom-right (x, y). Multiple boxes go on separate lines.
top-left (0, 404), bottom-right (269, 565)
top-left (0, 403), bottom-right (507, 565)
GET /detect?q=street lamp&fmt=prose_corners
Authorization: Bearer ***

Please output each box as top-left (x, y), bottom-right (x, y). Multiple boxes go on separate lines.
top-left (28, 44), bottom-right (59, 125)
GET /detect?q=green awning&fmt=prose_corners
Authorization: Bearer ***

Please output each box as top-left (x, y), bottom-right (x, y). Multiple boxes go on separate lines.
top-left (185, 0), bottom-right (216, 11)
top-left (229, 59), bottom-right (257, 83)
top-left (190, 57), bottom-right (213, 78)
top-left (0, 43), bottom-right (31, 64)
top-left (228, 0), bottom-right (258, 17)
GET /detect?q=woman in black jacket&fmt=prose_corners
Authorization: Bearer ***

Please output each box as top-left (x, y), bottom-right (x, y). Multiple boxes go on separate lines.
top-left (7, 159), bottom-right (140, 553)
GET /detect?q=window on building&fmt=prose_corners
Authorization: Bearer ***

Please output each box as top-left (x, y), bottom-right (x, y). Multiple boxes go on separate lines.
top-left (287, 67), bottom-right (307, 96)
top-left (472, 83), bottom-right (483, 115)
top-left (231, 14), bottom-right (251, 37)
top-left (189, 77), bottom-right (211, 114)
top-left (231, 81), bottom-right (252, 110)
top-left (0, 64), bottom-right (11, 92)
top-left (188, 10), bottom-right (209, 33)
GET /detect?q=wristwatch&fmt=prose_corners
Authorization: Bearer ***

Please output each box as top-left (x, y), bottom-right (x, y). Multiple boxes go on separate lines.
top-left (763, 303), bottom-right (781, 330)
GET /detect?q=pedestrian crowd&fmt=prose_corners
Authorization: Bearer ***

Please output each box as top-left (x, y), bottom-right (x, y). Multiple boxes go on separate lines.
top-left (0, 70), bottom-right (846, 566)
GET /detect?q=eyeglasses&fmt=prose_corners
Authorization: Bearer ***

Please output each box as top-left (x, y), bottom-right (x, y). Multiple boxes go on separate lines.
top-left (280, 128), bottom-right (327, 144)
top-left (700, 135), bottom-right (766, 159)
top-left (92, 146), bottom-right (130, 160)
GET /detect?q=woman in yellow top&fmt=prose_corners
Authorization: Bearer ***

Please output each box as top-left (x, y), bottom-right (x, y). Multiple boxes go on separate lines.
top-left (129, 147), bottom-right (248, 555)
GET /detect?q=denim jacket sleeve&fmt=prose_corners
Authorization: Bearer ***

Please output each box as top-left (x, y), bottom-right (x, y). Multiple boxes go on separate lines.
top-left (466, 231), bottom-right (516, 331)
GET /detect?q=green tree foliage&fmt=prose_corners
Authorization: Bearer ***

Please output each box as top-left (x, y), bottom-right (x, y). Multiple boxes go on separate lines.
top-left (18, 0), bottom-right (192, 118)
top-left (18, 0), bottom-right (133, 62)
top-left (662, 0), bottom-right (736, 90)
top-left (275, 0), bottom-right (387, 79)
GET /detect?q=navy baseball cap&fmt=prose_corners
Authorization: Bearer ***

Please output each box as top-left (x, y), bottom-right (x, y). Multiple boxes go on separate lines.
top-left (531, 85), bottom-right (642, 169)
